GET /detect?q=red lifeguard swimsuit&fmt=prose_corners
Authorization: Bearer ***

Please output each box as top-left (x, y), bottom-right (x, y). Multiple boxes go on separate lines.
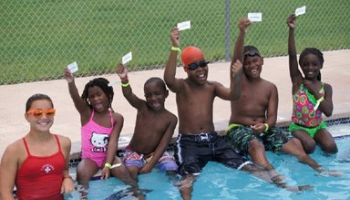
top-left (15, 135), bottom-right (65, 200)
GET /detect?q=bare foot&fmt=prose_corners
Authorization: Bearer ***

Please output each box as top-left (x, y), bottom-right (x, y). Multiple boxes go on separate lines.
top-left (277, 183), bottom-right (313, 192)
top-left (271, 174), bottom-right (287, 184)
top-left (319, 170), bottom-right (343, 177)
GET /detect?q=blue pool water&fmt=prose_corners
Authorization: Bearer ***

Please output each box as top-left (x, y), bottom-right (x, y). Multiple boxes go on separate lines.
top-left (66, 129), bottom-right (350, 199)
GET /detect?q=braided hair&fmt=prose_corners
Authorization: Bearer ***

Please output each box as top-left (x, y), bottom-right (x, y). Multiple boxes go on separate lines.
top-left (81, 77), bottom-right (115, 112)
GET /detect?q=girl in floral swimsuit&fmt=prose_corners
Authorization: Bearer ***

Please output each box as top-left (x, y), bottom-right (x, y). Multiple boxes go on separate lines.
top-left (287, 14), bottom-right (338, 154)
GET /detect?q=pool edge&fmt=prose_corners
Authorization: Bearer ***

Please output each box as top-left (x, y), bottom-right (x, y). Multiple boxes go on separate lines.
top-left (69, 112), bottom-right (350, 167)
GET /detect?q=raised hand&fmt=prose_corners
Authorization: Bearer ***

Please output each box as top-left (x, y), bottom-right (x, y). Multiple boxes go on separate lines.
top-left (286, 14), bottom-right (296, 29)
top-left (170, 27), bottom-right (180, 47)
top-left (238, 17), bottom-right (251, 33)
top-left (116, 63), bottom-right (128, 80)
top-left (231, 59), bottom-right (243, 78)
top-left (64, 67), bottom-right (74, 83)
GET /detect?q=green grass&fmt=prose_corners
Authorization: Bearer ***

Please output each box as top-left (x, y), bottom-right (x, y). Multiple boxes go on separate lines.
top-left (0, 0), bottom-right (349, 84)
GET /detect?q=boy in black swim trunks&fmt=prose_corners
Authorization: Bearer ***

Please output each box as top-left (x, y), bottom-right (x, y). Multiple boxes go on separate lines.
top-left (226, 17), bottom-right (341, 179)
top-left (163, 27), bottom-right (304, 200)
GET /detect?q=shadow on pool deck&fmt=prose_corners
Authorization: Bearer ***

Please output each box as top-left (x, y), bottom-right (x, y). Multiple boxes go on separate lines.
top-left (0, 49), bottom-right (349, 159)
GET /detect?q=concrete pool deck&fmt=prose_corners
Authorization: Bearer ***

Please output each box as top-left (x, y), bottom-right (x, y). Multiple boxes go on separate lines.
top-left (0, 49), bottom-right (349, 159)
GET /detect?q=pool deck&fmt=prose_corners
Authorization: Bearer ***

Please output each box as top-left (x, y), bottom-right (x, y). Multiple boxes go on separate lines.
top-left (0, 49), bottom-right (349, 159)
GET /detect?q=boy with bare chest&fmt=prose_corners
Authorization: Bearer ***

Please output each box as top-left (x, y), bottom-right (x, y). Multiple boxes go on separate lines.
top-left (226, 17), bottom-right (341, 179)
top-left (116, 64), bottom-right (178, 180)
top-left (163, 27), bottom-right (293, 200)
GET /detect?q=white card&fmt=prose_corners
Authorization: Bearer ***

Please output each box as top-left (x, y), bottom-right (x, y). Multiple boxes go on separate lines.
top-left (122, 52), bottom-right (132, 64)
top-left (177, 21), bottom-right (191, 31)
top-left (107, 80), bottom-right (119, 87)
top-left (248, 13), bottom-right (262, 22)
top-left (67, 61), bottom-right (78, 73)
top-left (295, 6), bottom-right (306, 16)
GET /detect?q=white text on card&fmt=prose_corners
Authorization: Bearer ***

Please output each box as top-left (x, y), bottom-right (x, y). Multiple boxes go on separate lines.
top-left (248, 13), bottom-right (262, 22)
top-left (295, 6), bottom-right (306, 16)
top-left (122, 52), bottom-right (132, 65)
top-left (177, 21), bottom-right (191, 31)
top-left (67, 61), bottom-right (78, 73)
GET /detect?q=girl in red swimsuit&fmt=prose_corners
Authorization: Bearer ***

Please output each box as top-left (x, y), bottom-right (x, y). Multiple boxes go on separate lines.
top-left (0, 93), bottom-right (75, 200)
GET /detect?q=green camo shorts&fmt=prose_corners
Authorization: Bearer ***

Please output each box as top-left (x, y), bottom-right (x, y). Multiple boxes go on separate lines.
top-left (226, 124), bottom-right (293, 154)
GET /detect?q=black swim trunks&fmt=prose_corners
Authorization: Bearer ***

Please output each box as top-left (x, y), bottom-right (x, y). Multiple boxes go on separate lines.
top-left (174, 132), bottom-right (251, 176)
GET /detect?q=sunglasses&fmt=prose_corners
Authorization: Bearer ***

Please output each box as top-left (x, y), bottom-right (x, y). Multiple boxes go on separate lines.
top-left (244, 50), bottom-right (261, 60)
top-left (187, 60), bottom-right (209, 71)
top-left (27, 108), bottom-right (56, 118)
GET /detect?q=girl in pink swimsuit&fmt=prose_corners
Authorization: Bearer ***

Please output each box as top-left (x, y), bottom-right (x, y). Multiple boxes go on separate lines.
top-left (64, 70), bottom-right (139, 198)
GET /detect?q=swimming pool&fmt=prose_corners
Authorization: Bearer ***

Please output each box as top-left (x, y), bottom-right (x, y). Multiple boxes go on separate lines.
top-left (65, 123), bottom-right (350, 200)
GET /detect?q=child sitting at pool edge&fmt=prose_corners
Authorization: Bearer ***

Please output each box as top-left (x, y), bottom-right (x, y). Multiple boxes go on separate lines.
top-left (163, 26), bottom-right (312, 200)
top-left (116, 63), bottom-right (178, 180)
top-left (64, 68), bottom-right (140, 198)
top-left (286, 14), bottom-right (338, 154)
top-left (225, 17), bottom-right (342, 180)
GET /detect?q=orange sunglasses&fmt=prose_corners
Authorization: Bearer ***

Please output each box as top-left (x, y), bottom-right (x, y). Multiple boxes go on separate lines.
top-left (27, 108), bottom-right (56, 118)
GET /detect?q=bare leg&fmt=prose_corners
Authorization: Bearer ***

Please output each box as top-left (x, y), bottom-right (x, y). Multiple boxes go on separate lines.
top-left (110, 157), bottom-right (145, 200)
top-left (281, 138), bottom-right (342, 177)
top-left (166, 170), bottom-right (179, 183)
top-left (314, 129), bottom-right (338, 154)
top-left (248, 140), bottom-right (285, 183)
top-left (76, 158), bottom-right (99, 198)
top-left (292, 130), bottom-right (316, 154)
top-left (176, 174), bottom-right (196, 200)
top-left (125, 165), bottom-right (139, 181)
top-left (240, 163), bottom-right (313, 192)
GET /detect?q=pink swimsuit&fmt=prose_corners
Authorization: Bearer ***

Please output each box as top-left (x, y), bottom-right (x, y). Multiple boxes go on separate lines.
top-left (81, 110), bottom-right (114, 168)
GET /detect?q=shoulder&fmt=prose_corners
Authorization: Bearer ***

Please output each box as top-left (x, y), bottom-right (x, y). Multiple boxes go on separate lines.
top-left (160, 109), bottom-right (177, 122)
top-left (167, 111), bottom-right (178, 123)
top-left (258, 79), bottom-right (278, 98)
top-left (323, 82), bottom-right (332, 90)
top-left (206, 80), bottom-right (225, 92)
top-left (2, 139), bottom-right (24, 159)
top-left (112, 112), bottom-right (123, 119)
top-left (56, 134), bottom-right (71, 145)
top-left (322, 82), bottom-right (333, 94)
top-left (55, 134), bottom-right (71, 149)
top-left (261, 78), bottom-right (275, 86)
top-left (112, 112), bottom-right (124, 123)
top-left (260, 79), bottom-right (277, 90)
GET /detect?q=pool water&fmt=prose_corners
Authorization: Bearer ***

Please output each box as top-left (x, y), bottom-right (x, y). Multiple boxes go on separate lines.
top-left (65, 134), bottom-right (350, 200)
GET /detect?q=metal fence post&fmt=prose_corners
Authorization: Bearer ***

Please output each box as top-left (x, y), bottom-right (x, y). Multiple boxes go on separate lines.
top-left (224, 0), bottom-right (231, 62)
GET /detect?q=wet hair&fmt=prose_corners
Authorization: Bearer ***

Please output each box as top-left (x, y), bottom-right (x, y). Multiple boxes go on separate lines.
top-left (81, 77), bottom-right (115, 112)
top-left (144, 77), bottom-right (167, 92)
top-left (299, 48), bottom-right (324, 81)
top-left (243, 45), bottom-right (261, 62)
top-left (25, 93), bottom-right (54, 112)
top-left (243, 45), bottom-right (260, 54)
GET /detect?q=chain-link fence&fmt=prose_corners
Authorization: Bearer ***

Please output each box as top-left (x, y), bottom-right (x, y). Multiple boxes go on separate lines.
top-left (1, 0), bottom-right (349, 85)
